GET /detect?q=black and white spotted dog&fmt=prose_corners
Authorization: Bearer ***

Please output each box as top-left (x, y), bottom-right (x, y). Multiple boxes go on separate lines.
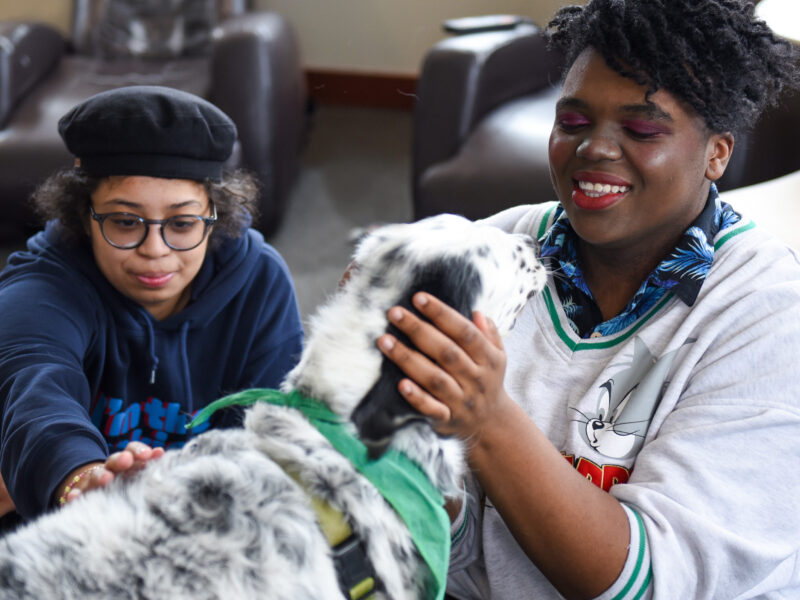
top-left (0, 214), bottom-right (546, 600)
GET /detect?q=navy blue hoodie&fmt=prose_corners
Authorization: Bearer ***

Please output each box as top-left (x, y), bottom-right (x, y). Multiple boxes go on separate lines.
top-left (0, 224), bottom-right (303, 519)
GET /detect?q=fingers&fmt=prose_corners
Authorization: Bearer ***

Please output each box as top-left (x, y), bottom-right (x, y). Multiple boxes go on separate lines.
top-left (379, 331), bottom-right (463, 401)
top-left (105, 442), bottom-right (165, 475)
top-left (399, 293), bottom-right (500, 364)
top-left (386, 303), bottom-right (474, 374)
top-left (64, 465), bottom-right (113, 503)
top-left (397, 377), bottom-right (452, 423)
top-left (472, 310), bottom-right (503, 350)
top-left (61, 444), bottom-right (165, 506)
top-left (378, 330), bottom-right (461, 436)
top-left (379, 293), bottom-right (506, 400)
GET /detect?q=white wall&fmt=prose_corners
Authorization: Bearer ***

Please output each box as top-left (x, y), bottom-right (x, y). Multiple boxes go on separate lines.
top-left (0, 0), bottom-right (580, 74)
top-left (256, 0), bottom-right (574, 74)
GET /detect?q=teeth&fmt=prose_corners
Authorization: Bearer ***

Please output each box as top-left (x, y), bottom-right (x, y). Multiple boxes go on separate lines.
top-left (577, 180), bottom-right (630, 196)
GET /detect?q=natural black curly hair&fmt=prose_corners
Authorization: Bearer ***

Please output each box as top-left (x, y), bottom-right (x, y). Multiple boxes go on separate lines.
top-left (546, 0), bottom-right (799, 135)
top-left (32, 168), bottom-right (260, 249)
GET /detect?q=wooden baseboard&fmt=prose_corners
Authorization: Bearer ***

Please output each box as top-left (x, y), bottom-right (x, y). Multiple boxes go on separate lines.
top-left (305, 69), bottom-right (418, 111)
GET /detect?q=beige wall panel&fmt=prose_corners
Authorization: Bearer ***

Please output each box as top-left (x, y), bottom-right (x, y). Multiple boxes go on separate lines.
top-left (0, 0), bottom-right (71, 34)
top-left (0, 0), bottom-right (583, 73)
top-left (255, 0), bottom-right (580, 74)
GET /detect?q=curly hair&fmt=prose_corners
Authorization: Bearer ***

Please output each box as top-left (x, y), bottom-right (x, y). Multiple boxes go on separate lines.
top-left (546, 0), bottom-right (799, 134)
top-left (32, 169), bottom-right (260, 248)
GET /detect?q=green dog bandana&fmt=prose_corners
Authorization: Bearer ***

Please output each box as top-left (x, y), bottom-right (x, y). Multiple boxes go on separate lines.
top-left (188, 388), bottom-right (450, 600)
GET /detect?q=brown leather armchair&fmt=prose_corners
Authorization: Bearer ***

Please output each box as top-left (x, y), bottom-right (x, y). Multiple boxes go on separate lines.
top-left (0, 0), bottom-right (308, 241)
top-left (413, 17), bottom-right (800, 221)
top-left (412, 20), bottom-right (563, 222)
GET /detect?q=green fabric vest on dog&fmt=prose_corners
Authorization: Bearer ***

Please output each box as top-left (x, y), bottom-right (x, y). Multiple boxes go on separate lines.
top-left (188, 388), bottom-right (450, 600)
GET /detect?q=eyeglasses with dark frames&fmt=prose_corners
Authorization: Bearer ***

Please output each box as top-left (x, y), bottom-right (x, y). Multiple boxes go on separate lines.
top-left (89, 203), bottom-right (217, 251)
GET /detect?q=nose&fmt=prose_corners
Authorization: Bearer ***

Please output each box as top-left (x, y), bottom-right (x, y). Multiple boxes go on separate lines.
top-left (576, 132), bottom-right (622, 162)
top-left (137, 224), bottom-right (171, 257)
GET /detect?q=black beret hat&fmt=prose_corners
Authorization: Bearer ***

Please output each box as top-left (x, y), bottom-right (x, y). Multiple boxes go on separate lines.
top-left (58, 85), bottom-right (237, 182)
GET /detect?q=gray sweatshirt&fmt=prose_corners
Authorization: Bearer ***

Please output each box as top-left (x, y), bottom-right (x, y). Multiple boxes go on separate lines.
top-left (447, 202), bottom-right (800, 599)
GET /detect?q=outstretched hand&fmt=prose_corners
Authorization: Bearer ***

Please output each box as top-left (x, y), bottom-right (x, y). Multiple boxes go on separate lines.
top-left (377, 292), bottom-right (515, 441)
top-left (57, 442), bottom-right (165, 506)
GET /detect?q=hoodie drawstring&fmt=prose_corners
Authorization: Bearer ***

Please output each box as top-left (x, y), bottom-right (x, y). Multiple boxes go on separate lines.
top-left (145, 318), bottom-right (159, 385)
top-left (179, 321), bottom-right (193, 415)
top-left (143, 312), bottom-right (193, 416)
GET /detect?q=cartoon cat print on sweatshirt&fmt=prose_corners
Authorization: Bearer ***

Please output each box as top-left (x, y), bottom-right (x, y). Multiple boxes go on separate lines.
top-left (572, 337), bottom-right (692, 460)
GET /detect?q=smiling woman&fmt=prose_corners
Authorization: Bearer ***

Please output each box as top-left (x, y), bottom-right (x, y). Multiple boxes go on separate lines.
top-left (547, 49), bottom-right (734, 320)
top-left (373, 1), bottom-right (800, 599)
top-left (0, 87), bottom-right (304, 533)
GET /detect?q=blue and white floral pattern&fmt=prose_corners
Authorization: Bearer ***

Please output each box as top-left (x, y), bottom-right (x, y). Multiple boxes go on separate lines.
top-left (539, 184), bottom-right (741, 339)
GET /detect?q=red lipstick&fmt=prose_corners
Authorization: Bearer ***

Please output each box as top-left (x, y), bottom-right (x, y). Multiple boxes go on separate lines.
top-left (571, 172), bottom-right (631, 211)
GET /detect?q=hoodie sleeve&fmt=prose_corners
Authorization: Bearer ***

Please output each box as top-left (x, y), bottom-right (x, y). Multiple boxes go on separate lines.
top-left (0, 269), bottom-right (108, 519)
top-left (213, 242), bottom-right (303, 428)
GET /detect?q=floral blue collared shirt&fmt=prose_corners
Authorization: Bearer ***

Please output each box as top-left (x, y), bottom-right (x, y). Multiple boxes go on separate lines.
top-left (539, 184), bottom-right (742, 339)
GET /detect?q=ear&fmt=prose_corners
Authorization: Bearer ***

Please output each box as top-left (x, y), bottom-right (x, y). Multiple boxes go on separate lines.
top-left (705, 132), bottom-right (734, 182)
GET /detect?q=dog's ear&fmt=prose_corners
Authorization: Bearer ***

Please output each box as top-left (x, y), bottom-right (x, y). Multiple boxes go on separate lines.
top-left (352, 255), bottom-right (481, 457)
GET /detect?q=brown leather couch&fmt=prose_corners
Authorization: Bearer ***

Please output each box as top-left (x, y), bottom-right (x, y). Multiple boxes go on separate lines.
top-left (0, 0), bottom-right (308, 242)
top-left (413, 18), bottom-right (800, 221)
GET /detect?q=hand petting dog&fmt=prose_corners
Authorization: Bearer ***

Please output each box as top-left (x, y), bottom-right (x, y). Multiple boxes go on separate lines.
top-left (379, 292), bottom-right (510, 440)
top-left (55, 442), bottom-right (165, 505)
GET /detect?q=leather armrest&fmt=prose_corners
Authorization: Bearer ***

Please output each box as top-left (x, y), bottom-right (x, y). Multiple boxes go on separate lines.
top-left (209, 11), bottom-right (306, 231)
top-left (0, 22), bottom-right (65, 128)
top-left (413, 22), bottom-right (563, 186)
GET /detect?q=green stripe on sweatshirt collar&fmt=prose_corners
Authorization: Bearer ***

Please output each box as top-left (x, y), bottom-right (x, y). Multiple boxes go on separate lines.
top-left (189, 388), bottom-right (450, 600)
top-left (543, 286), bottom-right (675, 352)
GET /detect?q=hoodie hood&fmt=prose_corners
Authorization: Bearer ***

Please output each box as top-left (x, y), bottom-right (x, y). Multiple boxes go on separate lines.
top-left (0, 222), bottom-right (303, 518)
top-left (17, 223), bottom-right (272, 396)
top-left (19, 222), bottom-right (266, 330)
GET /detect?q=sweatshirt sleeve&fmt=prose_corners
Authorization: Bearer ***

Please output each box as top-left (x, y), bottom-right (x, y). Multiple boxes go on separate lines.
top-left (594, 504), bottom-right (653, 600)
top-left (477, 202), bottom-right (558, 238)
top-left (609, 261), bottom-right (800, 599)
top-left (446, 474), bottom-right (490, 600)
top-left (213, 243), bottom-right (303, 428)
top-left (0, 271), bottom-right (108, 519)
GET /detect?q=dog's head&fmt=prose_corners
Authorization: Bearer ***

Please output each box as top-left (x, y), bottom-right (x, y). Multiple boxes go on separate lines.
top-left (283, 214), bottom-right (546, 456)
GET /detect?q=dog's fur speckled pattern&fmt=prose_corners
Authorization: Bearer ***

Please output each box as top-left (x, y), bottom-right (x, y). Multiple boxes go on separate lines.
top-left (0, 214), bottom-right (546, 599)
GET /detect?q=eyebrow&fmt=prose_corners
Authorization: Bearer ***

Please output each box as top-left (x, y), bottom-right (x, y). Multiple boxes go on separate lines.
top-left (102, 199), bottom-right (203, 211)
top-left (556, 96), bottom-right (674, 122)
top-left (555, 97), bottom-right (590, 113)
top-left (619, 103), bottom-right (674, 122)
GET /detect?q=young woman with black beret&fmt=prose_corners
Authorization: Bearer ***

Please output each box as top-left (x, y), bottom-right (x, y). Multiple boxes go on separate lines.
top-left (0, 86), bottom-right (303, 528)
